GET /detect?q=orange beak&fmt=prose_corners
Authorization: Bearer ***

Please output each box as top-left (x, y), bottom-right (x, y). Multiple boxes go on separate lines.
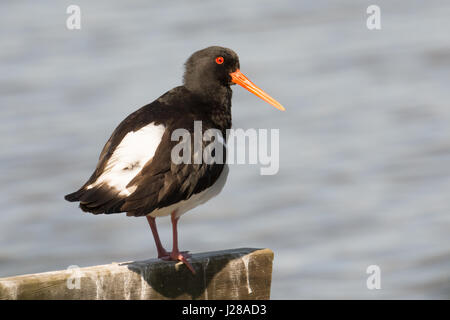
top-left (230, 69), bottom-right (285, 111)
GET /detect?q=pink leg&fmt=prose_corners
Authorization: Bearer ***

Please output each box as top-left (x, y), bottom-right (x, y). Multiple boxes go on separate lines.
top-left (166, 212), bottom-right (196, 274)
top-left (146, 216), bottom-right (169, 259)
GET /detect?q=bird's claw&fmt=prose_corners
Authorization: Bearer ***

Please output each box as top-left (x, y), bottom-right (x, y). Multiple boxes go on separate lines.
top-left (160, 251), bottom-right (195, 274)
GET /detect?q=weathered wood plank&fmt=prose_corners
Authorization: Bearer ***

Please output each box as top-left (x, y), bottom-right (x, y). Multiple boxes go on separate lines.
top-left (0, 248), bottom-right (274, 300)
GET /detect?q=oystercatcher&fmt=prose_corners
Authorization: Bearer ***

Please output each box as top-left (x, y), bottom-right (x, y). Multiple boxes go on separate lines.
top-left (65, 46), bottom-right (284, 274)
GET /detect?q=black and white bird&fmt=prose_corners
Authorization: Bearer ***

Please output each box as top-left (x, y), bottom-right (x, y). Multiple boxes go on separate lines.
top-left (65, 46), bottom-right (284, 274)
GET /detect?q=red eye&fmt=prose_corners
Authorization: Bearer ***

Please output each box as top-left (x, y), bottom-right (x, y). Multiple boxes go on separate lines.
top-left (215, 56), bottom-right (224, 64)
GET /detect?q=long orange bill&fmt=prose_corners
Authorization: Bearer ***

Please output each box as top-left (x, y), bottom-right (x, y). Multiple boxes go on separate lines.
top-left (230, 69), bottom-right (285, 111)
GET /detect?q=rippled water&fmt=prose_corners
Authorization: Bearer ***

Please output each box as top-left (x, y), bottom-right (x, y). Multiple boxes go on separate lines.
top-left (1, 0), bottom-right (449, 299)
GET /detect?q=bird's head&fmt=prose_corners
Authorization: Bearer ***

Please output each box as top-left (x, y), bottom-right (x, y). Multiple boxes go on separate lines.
top-left (183, 46), bottom-right (284, 111)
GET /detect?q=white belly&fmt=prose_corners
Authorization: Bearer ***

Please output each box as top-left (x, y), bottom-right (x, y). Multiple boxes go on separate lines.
top-left (148, 164), bottom-right (229, 218)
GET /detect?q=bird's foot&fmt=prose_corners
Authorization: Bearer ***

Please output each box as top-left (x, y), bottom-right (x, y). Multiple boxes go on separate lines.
top-left (159, 250), bottom-right (190, 259)
top-left (161, 251), bottom-right (195, 274)
top-left (157, 249), bottom-right (170, 259)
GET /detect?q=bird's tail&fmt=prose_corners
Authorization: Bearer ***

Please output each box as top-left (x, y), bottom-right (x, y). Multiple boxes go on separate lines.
top-left (64, 185), bottom-right (126, 215)
top-left (64, 189), bottom-right (85, 202)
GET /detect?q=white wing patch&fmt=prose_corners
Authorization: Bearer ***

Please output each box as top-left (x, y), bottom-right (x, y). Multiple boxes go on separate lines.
top-left (87, 123), bottom-right (166, 196)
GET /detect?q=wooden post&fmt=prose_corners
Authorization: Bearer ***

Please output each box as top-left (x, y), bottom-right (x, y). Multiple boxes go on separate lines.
top-left (0, 248), bottom-right (274, 300)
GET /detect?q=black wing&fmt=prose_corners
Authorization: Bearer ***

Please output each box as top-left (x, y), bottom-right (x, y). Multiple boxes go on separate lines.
top-left (120, 126), bottom-right (225, 216)
top-left (65, 86), bottom-right (225, 216)
top-left (64, 88), bottom-right (186, 213)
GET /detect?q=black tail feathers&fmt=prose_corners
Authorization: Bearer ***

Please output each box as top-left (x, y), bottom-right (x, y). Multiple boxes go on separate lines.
top-left (64, 189), bottom-right (85, 202)
top-left (64, 185), bottom-right (125, 215)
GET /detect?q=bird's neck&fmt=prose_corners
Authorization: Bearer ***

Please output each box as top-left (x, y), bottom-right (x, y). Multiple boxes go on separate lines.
top-left (186, 85), bottom-right (232, 130)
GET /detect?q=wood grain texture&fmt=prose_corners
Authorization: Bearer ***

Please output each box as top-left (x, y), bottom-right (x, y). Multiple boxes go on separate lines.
top-left (0, 248), bottom-right (274, 300)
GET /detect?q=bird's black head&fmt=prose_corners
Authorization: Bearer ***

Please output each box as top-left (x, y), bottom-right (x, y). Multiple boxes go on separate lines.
top-left (183, 46), bottom-right (285, 111)
top-left (183, 46), bottom-right (240, 100)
